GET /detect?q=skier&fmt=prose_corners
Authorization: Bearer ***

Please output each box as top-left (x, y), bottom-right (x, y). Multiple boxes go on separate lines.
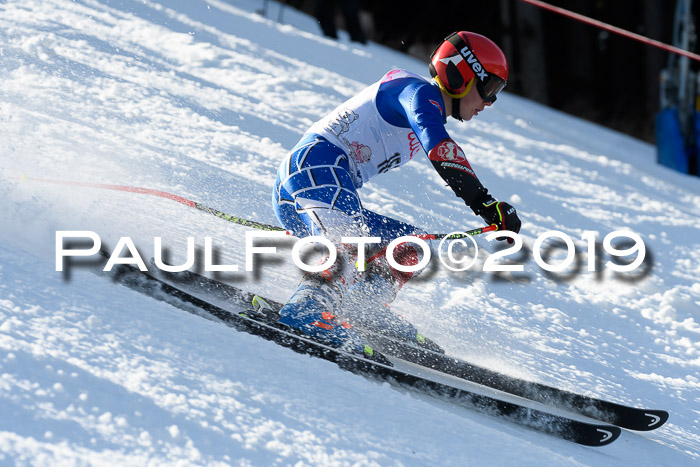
top-left (272, 31), bottom-right (521, 354)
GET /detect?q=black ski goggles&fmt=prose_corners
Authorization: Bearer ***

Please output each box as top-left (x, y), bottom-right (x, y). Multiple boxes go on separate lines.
top-left (475, 73), bottom-right (506, 103)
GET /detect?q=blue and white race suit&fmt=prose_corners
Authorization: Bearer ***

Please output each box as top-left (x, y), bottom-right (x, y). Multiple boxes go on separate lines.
top-left (272, 69), bottom-right (485, 243)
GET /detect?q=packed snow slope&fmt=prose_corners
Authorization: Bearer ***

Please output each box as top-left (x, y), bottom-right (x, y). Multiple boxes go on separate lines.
top-left (1, 0), bottom-right (699, 465)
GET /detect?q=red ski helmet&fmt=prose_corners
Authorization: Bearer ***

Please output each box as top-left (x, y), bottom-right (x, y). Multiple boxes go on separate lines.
top-left (429, 31), bottom-right (508, 103)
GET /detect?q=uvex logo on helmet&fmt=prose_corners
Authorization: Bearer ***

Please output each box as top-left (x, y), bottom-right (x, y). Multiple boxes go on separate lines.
top-left (457, 45), bottom-right (489, 81)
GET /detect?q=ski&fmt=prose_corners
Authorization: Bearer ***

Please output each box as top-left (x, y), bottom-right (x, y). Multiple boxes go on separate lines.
top-left (358, 333), bottom-right (669, 432)
top-left (104, 264), bottom-right (622, 447)
top-left (134, 267), bottom-right (668, 432)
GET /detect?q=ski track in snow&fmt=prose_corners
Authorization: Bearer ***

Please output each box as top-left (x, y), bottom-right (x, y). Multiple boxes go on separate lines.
top-left (1, 0), bottom-right (699, 465)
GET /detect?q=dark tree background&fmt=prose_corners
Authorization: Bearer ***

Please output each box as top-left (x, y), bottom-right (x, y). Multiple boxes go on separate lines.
top-left (288, 0), bottom-right (700, 143)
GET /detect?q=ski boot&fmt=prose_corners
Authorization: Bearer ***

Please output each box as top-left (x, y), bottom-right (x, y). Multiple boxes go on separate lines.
top-left (278, 246), bottom-right (374, 357)
top-left (341, 243), bottom-right (444, 353)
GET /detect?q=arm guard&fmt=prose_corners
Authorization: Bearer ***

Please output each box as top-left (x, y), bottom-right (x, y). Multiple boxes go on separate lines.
top-left (428, 138), bottom-right (492, 214)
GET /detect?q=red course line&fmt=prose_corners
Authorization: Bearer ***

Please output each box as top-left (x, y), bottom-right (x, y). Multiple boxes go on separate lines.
top-left (519, 0), bottom-right (700, 62)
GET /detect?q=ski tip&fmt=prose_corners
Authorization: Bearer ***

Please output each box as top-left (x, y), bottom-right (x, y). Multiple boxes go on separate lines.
top-left (565, 423), bottom-right (621, 447)
top-left (594, 425), bottom-right (622, 447)
top-left (638, 409), bottom-right (670, 431)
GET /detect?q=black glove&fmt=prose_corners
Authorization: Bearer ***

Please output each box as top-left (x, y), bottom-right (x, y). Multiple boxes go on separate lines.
top-left (474, 197), bottom-right (521, 243)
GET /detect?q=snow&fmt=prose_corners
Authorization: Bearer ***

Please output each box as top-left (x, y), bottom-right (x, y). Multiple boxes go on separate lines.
top-left (1, 0), bottom-right (699, 464)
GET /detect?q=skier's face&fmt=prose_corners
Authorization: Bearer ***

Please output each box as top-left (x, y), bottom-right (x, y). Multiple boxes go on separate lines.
top-left (459, 83), bottom-right (493, 121)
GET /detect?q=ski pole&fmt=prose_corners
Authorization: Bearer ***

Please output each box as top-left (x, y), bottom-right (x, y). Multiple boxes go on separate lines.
top-left (21, 176), bottom-right (287, 232)
top-left (22, 176), bottom-right (497, 239)
top-left (417, 225), bottom-right (498, 240)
